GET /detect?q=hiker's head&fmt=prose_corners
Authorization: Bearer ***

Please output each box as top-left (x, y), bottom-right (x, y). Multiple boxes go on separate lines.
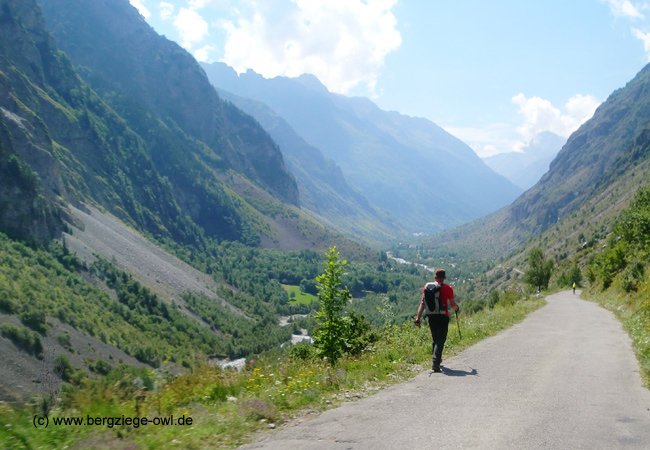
top-left (435, 268), bottom-right (446, 281)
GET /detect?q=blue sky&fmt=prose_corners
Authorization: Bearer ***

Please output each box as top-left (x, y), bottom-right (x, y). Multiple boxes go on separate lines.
top-left (130, 0), bottom-right (650, 157)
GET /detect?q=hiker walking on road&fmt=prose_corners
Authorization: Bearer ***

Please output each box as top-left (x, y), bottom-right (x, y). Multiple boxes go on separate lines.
top-left (573, 282), bottom-right (576, 294)
top-left (415, 268), bottom-right (459, 372)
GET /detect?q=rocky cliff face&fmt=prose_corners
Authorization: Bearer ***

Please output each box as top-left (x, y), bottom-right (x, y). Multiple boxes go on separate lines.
top-left (0, 0), bottom-right (205, 244)
top-left (0, 0), bottom-right (68, 242)
top-left (39, 0), bottom-right (299, 208)
top-left (0, 112), bottom-right (61, 243)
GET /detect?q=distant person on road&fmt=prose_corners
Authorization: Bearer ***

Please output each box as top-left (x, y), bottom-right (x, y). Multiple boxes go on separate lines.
top-left (573, 282), bottom-right (576, 294)
top-left (415, 268), bottom-right (459, 372)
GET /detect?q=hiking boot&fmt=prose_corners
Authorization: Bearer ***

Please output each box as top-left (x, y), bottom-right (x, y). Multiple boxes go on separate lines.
top-left (432, 362), bottom-right (441, 372)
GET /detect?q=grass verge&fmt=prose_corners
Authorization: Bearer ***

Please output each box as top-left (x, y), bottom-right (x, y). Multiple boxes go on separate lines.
top-left (0, 297), bottom-right (545, 450)
top-left (582, 283), bottom-right (650, 390)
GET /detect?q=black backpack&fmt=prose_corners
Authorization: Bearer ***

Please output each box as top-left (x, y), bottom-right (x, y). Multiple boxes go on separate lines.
top-left (423, 282), bottom-right (445, 315)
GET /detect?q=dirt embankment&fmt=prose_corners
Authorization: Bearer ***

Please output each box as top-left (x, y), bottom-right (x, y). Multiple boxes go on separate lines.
top-left (63, 205), bottom-right (243, 318)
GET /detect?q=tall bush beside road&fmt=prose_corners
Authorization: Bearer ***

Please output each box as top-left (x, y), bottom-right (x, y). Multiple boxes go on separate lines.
top-left (313, 247), bottom-right (353, 365)
top-left (525, 247), bottom-right (554, 292)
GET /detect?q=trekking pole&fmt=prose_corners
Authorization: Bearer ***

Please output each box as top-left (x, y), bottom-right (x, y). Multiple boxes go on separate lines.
top-left (455, 309), bottom-right (462, 339)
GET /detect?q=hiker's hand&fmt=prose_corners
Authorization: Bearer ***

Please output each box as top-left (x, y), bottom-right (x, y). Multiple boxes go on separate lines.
top-left (455, 307), bottom-right (460, 314)
top-left (414, 318), bottom-right (421, 328)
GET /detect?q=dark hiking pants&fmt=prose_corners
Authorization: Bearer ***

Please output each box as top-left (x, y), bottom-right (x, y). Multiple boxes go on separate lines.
top-left (427, 314), bottom-right (450, 364)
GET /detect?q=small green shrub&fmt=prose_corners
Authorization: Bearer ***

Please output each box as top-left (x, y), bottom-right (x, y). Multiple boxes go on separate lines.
top-left (463, 299), bottom-right (486, 314)
top-left (182, 359), bottom-right (193, 369)
top-left (55, 354), bottom-right (75, 382)
top-left (622, 275), bottom-right (636, 293)
top-left (0, 322), bottom-right (44, 355)
top-left (89, 358), bottom-right (112, 376)
top-left (20, 308), bottom-right (48, 334)
top-left (241, 399), bottom-right (278, 422)
top-left (210, 383), bottom-right (239, 402)
top-left (488, 290), bottom-right (500, 309)
top-left (0, 292), bottom-right (17, 313)
top-left (500, 289), bottom-right (520, 307)
top-left (57, 333), bottom-right (72, 349)
top-left (343, 311), bottom-right (378, 356)
top-left (290, 343), bottom-right (315, 361)
top-left (133, 345), bottom-right (161, 368)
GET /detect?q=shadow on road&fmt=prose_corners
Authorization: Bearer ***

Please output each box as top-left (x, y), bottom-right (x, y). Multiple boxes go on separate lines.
top-left (434, 367), bottom-right (478, 377)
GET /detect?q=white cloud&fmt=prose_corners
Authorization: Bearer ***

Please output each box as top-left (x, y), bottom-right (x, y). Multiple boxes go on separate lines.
top-left (189, 0), bottom-right (225, 8)
top-left (565, 94), bottom-right (602, 122)
top-left (600, 1), bottom-right (650, 65)
top-left (512, 93), bottom-right (600, 142)
top-left (443, 123), bottom-right (520, 158)
top-left (159, 2), bottom-right (174, 20)
top-left (602, 2), bottom-right (650, 60)
top-left (602, 0), bottom-right (645, 19)
top-left (481, 144), bottom-right (499, 156)
top-left (447, 94), bottom-right (600, 158)
top-left (189, 0), bottom-right (210, 8)
top-left (130, 0), bottom-right (151, 19)
top-left (173, 7), bottom-right (209, 49)
top-left (194, 44), bottom-right (216, 62)
top-left (632, 27), bottom-right (650, 59)
top-left (218, 0), bottom-right (402, 95)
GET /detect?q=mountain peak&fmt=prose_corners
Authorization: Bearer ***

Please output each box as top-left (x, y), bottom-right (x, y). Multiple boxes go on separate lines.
top-left (294, 73), bottom-right (329, 94)
top-left (529, 131), bottom-right (565, 152)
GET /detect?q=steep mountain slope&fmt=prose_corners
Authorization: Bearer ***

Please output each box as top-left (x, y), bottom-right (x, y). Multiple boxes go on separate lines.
top-left (201, 63), bottom-right (522, 233)
top-left (483, 131), bottom-right (565, 190)
top-left (216, 88), bottom-right (407, 246)
top-left (507, 63), bottom-right (650, 239)
top-left (38, 0), bottom-right (303, 245)
top-left (407, 62), bottom-right (650, 267)
top-left (0, 0), bottom-right (203, 246)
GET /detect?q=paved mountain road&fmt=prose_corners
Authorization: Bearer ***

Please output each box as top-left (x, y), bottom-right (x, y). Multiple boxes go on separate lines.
top-left (241, 291), bottom-right (650, 449)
